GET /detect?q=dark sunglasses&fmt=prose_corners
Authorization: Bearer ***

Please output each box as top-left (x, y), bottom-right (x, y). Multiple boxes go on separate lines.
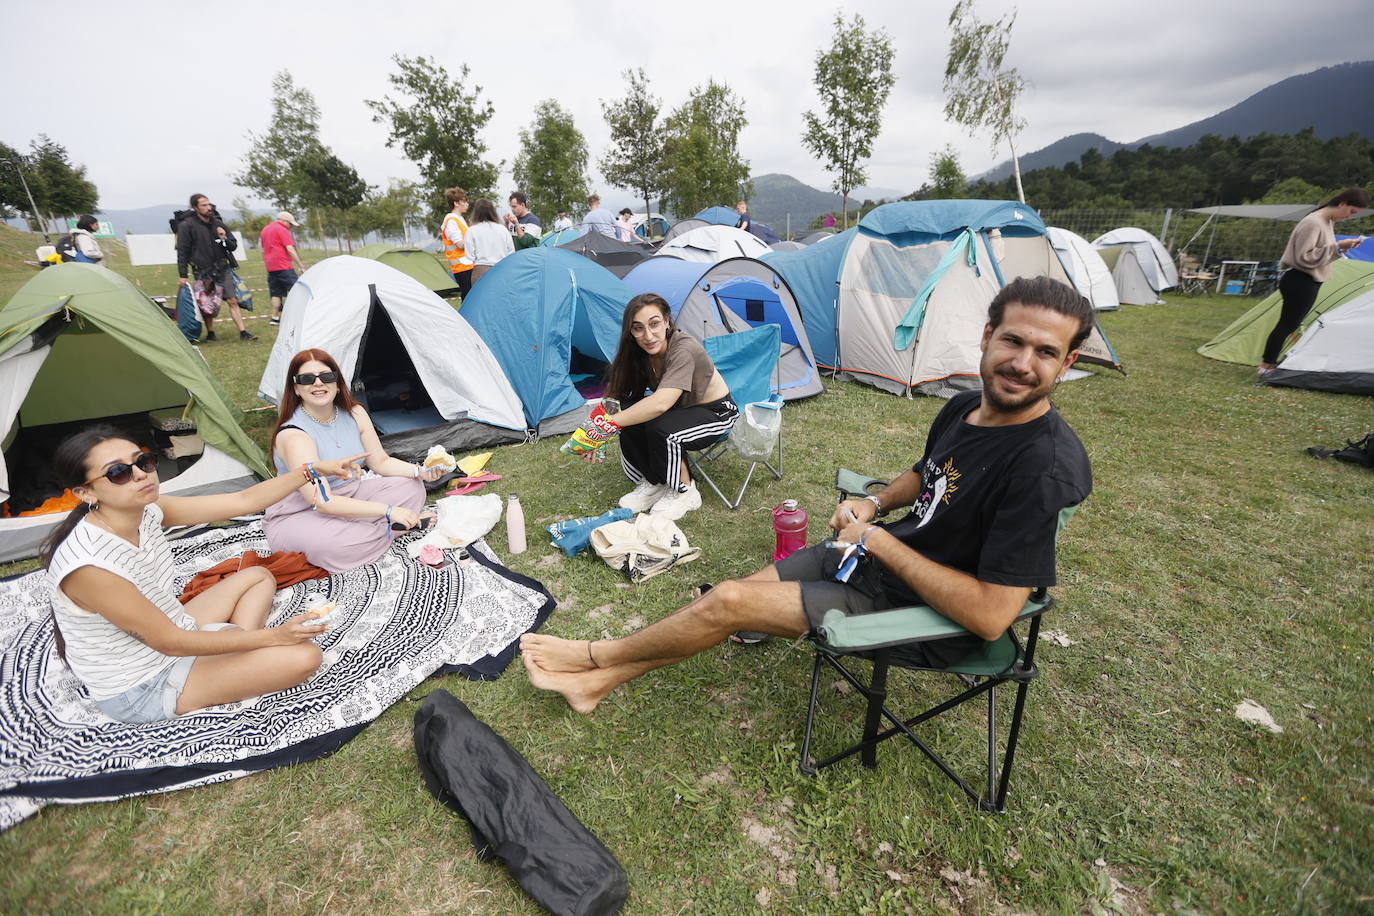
top-left (85, 452), bottom-right (160, 487)
top-left (293, 371), bottom-right (339, 385)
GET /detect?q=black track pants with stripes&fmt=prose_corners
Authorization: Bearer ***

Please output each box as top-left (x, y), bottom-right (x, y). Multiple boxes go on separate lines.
top-left (619, 397), bottom-right (738, 491)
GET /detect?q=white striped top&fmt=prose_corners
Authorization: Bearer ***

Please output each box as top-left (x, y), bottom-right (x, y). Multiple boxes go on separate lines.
top-left (48, 503), bottom-right (198, 700)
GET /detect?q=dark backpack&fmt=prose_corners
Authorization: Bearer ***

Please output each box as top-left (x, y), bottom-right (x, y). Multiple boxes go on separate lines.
top-left (1307, 432), bottom-right (1374, 468)
top-left (54, 232), bottom-right (79, 262)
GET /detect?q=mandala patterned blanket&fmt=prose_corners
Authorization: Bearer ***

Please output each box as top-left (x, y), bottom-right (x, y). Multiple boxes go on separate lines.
top-left (0, 521), bottom-right (553, 831)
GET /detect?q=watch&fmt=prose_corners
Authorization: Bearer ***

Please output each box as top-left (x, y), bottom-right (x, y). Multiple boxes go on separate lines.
top-left (862, 493), bottom-right (884, 516)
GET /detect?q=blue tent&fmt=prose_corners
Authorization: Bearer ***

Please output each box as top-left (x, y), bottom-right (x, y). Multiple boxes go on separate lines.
top-left (540, 227), bottom-right (582, 247)
top-left (1338, 235), bottom-right (1374, 263)
top-left (761, 229), bottom-right (857, 367)
top-left (694, 206), bottom-right (740, 226)
top-left (460, 248), bottom-right (630, 431)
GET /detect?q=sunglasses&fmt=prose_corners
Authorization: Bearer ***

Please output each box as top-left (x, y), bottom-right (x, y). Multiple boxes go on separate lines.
top-left (293, 371), bottom-right (339, 385)
top-left (85, 452), bottom-right (160, 487)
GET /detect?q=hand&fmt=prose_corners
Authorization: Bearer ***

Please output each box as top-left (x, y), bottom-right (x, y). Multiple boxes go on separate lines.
top-left (387, 505), bottom-right (421, 529)
top-left (312, 454), bottom-right (367, 480)
top-left (835, 519), bottom-right (877, 546)
top-left (417, 463), bottom-right (446, 482)
top-left (178, 277), bottom-right (188, 287)
top-left (216, 226), bottom-right (227, 238)
top-left (829, 498), bottom-right (876, 533)
top-left (275, 612), bottom-right (331, 643)
top-left (1339, 237), bottom-right (1362, 250)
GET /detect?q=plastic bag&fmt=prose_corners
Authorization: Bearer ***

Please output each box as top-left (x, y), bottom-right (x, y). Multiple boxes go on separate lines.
top-left (728, 398), bottom-right (782, 461)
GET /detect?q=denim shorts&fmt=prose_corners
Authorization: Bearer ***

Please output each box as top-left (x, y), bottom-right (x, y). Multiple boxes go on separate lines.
top-left (267, 268), bottom-right (298, 298)
top-left (94, 655), bottom-right (196, 724)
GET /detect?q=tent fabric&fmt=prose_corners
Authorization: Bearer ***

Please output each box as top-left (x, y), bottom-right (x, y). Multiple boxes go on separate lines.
top-left (798, 231), bottom-right (836, 246)
top-left (1264, 287), bottom-right (1374, 394)
top-left (460, 247), bottom-right (631, 431)
top-left (354, 244), bottom-right (459, 295)
top-left (769, 241), bottom-right (805, 253)
top-left (0, 263), bottom-right (268, 562)
top-left (257, 256), bottom-right (526, 446)
top-left (1091, 227), bottom-right (1179, 304)
top-left (694, 206), bottom-right (741, 226)
top-left (744, 221), bottom-right (783, 245)
top-left (556, 231), bottom-right (652, 278)
top-left (1336, 235), bottom-right (1374, 263)
top-left (539, 227), bottom-right (582, 248)
top-left (623, 256), bottom-right (823, 400)
top-left (766, 201), bottom-right (1122, 396)
top-left (660, 218), bottom-right (710, 243)
top-left (1198, 258), bottom-right (1374, 365)
top-left (1048, 227), bottom-right (1120, 310)
top-left (657, 225), bottom-right (771, 264)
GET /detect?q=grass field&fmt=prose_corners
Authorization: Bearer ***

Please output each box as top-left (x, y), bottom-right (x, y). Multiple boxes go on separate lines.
top-left (1, 225), bottom-right (1372, 913)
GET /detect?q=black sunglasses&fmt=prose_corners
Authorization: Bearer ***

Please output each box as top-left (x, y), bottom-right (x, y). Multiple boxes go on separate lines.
top-left (293, 371), bottom-right (339, 385)
top-left (85, 452), bottom-right (160, 487)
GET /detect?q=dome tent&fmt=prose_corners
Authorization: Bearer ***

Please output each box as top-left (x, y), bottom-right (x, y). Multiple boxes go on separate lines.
top-left (257, 257), bottom-right (526, 456)
top-left (557, 231), bottom-right (653, 278)
top-left (1048, 227), bottom-right (1119, 311)
top-left (0, 263), bottom-right (268, 562)
top-left (1091, 227), bottom-right (1178, 304)
top-left (354, 244), bottom-right (459, 297)
top-left (657, 226), bottom-right (771, 264)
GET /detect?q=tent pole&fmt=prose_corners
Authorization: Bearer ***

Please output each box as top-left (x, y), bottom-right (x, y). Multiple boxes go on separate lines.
top-left (1202, 220), bottom-right (1218, 270)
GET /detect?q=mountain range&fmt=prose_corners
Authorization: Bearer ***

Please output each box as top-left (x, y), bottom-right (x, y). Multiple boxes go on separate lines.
top-left (981, 61), bottom-right (1374, 181)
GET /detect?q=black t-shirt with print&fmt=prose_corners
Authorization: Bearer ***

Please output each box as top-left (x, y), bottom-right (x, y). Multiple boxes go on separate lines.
top-left (876, 389), bottom-right (1092, 611)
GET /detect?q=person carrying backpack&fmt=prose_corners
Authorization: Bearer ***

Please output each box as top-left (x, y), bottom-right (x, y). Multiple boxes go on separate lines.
top-left (55, 215), bottom-right (106, 265)
top-left (174, 194), bottom-right (256, 342)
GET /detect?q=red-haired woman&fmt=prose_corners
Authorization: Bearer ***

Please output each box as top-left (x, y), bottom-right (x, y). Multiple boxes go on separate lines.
top-left (263, 349), bottom-right (445, 572)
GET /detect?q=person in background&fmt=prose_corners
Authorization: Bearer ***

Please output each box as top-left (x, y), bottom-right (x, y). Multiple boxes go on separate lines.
top-left (466, 198), bottom-right (515, 284)
top-left (599, 293), bottom-right (738, 522)
top-left (176, 194), bottom-right (256, 342)
top-left (822, 212), bottom-right (837, 229)
top-left (260, 211), bottom-right (306, 327)
top-left (734, 200), bottom-right (751, 233)
top-left (70, 215), bottom-right (105, 265)
top-left (581, 194), bottom-right (617, 239)
top-left (615, 208), bottom-right (636, 244)
top-left (505, 191), bottom-right (543, 251)
top-left (1259, 187), bottom-right (1369, 373)
top-left (42, 426), bottom-right (363, 724)
top-left (264, 349), bottom-right (444, 573)
top-left (441, 187), bottom-right (474, 298)
top-left (552, 210), bottom-right (574, 232)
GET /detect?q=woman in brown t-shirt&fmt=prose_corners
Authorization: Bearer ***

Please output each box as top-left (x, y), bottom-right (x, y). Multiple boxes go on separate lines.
top-left (602, 294), bottom-right (738, 521)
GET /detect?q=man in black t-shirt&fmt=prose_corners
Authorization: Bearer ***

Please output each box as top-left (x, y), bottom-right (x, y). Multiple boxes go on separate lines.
top-left (522, 276), bottom-right (1095, 713)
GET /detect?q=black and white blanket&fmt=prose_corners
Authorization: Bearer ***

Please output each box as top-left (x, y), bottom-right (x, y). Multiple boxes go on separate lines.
top-left (0, 521), bottom-right (554, 831)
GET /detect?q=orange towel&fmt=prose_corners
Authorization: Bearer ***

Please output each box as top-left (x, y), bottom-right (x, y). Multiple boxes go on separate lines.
top-left (6, 490), bottom-right (82, 518)
top-left (179, 550), bottom-right (328, 604)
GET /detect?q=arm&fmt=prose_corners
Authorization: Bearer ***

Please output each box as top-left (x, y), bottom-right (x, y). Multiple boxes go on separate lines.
top-left (827, 468), bottom-right (925, 531)
top-left (351, 406), bottom-right (442, 480)
top-left (286, 243), bottom-right (305, 272)
top-left (60, 567), bottom-right (321, 656)
top-left (176, 224), bottom-right (191, 282)
top-left (76, 233), bottom-right (103, 262)
top-left (157, 451), bottom-right (365, 527)
top-left (608, 387), bottom-right (683, 427)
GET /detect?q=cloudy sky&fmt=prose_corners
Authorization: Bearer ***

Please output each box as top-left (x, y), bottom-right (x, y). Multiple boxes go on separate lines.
top-left (2, 0), bottom-right (1367, 212)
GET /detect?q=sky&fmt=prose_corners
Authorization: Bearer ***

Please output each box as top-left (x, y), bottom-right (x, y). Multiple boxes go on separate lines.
top-left (2, 0), bottom-right (1368, 212)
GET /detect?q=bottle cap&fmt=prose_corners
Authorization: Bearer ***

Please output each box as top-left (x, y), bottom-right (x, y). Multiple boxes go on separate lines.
top-left (508, 493), bottom-right (519, 500)
top-left (781, 499), bottom-right (798, 511)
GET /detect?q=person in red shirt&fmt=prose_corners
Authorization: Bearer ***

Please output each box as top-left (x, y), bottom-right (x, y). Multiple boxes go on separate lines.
top-left (260, 211), bottom-right (306, 326)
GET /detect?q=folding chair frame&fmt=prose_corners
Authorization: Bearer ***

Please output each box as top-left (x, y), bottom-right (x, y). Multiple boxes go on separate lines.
top-left (687, 432), bottom-right (782, 510)
top-left (798, 595), bottom-right (1051, 813)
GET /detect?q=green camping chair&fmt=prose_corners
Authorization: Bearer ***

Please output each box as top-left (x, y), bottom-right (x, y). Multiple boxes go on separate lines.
top-left (686, 324), bottom-right (784, 509)
top-left (798, 468), bottom-right (1078, 812)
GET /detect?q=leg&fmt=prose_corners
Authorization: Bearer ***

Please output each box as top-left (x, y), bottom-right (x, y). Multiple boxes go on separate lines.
top-left (521, 577), bottom-right (808, 713)
top-left (270, 295), bottom-right (283, 320)
top-left (181, 565), bottom-right (277, 629)
top-left (225, 297), bottom-right (248, 333)
top-left (1261, 270), bottom-right (1320, 366)
top-left (175, 642), bottom-right (323, 714)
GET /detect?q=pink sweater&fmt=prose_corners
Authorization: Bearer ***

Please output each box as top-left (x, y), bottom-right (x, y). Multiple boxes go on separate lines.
top-left (1280, 211), bottom-right (1342, 283)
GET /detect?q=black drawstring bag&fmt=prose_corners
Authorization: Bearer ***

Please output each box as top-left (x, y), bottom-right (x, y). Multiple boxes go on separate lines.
top-left (413, 690), bottom-right (628, 915)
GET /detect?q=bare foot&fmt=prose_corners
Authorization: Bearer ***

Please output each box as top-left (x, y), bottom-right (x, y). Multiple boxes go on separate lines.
top-left (522, 653), bottom-right (611, 714)
top-left (520, 633), bottom-right (596, 672)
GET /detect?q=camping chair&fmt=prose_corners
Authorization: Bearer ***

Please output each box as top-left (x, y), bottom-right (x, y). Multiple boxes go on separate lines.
top-left (1177, 254), bottom-right (1216, 296)
top-left (797, 468), bottom-right (1077, 812)
top-left (685, 324), bottom-right (783, 509)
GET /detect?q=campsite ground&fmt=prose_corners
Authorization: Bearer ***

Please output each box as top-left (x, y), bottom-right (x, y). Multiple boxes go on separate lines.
top-left (2, 232), bottom-right (1372, 913)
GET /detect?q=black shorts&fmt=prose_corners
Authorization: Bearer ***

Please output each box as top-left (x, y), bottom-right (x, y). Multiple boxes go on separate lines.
top-left (775, 542), bottom-right (888, 629)
top-left (267, 269), bottom-right (298, 298)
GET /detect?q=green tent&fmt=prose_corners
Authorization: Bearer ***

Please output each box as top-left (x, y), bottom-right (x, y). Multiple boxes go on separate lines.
top-left (0, 264), bottom-right (270, 561)
top-left (1197, 258), bottom-right (1374, 365)
top-left (354, 245), bottom-right (459, 297)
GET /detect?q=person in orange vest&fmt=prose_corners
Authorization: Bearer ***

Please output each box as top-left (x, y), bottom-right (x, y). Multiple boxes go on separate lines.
top-left (441, 187), bottom-right (474, 297)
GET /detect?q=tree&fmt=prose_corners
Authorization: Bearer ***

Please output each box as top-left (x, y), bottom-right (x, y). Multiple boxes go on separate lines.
top-left (366, 55), bottom-right (499, 222)
top-left (944, 0), bottom-right (1029, 203)
top-left (296, 148), bottom-right (371, 251)
top-left (599, 69), bottom-right (667, 218)
top-left (660, 80), bottom-right (751, 218)
top-left (928, 145), bottom-right (967, 198)
top-left (352, 179), bottom-right (425, 242)
top-left (801, 13), bottom-right (897, 228)
top-left (228, 198), bottom-right (273, 238)
top-left (513, 100), bottom-right (590, 224)
top-left (234, 71), bottom-right (323, 210)
top-left (0, 136), bottom-right (99, 230)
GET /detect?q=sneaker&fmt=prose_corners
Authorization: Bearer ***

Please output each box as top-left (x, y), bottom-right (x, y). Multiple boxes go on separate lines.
top-left (649, 482), bottom-right (701, 521)
top-left (239, 329), bottom-right (258, 341)
top-left (205, 331), bottom-right (217, 341)
top-left (619, 481), bottom-right (668, 513)
top-left (269, 316), bottom-right (281, 326)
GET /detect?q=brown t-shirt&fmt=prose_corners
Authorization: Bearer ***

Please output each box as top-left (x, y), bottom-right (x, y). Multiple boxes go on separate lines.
top-left (653, 331), bottom-right (716, 408)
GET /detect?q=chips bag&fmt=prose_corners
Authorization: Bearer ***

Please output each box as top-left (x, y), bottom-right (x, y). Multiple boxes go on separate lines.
top-left (559, 400), bottom-right (621, 462)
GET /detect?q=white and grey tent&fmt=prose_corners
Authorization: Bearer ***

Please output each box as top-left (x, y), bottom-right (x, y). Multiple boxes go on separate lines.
top-left (1092, 227), bottom-right (1178, 304)
top-left (1048, 227), bottom-right (1119, 310)
top-left (1264, 286), bottom-right (1374, 394)
top-left (257, 256), bottom-right (527, 456)
top-left (657, 225), bottom-right (771, 264)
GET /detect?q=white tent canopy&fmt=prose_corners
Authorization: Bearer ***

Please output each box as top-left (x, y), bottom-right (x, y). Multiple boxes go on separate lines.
top-left (1048, 227), bottom-right (1119, 311)
top-left (257, 257), bottom-right (526, 442)
top-left (1092, 227), bottom-right (1179, 304)
top-left (657, 225), bottom-right (771, 264)
top-left (1265, 287), bottom-right (1374, 394)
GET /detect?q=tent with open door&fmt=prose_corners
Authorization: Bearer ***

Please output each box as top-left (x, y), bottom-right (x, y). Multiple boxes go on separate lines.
top-left (657, 226), bottom-right (771, 264)
top-left (257, 256), bottom-right (526, 456)
top-left (459, 247), bottom-right (631, 435)
top-left (762, 201), bottom-right (1122, 396)
top-left (0, 263), bottom-right (269, 562)
top-left (557, 231), bottom-right (653, 278)
top-left (1092, 227), bottom-right (1178, 304)
top-left (622, 256), bottom-right (823, 400)
top-left (354, 244), bottom-right (459, 297)
top-left (1048, 227), bottom-right (1119, 310)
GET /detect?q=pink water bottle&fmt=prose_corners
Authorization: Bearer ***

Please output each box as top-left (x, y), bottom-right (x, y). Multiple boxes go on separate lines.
top-left (772, 499), bottom-right (808, 562)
